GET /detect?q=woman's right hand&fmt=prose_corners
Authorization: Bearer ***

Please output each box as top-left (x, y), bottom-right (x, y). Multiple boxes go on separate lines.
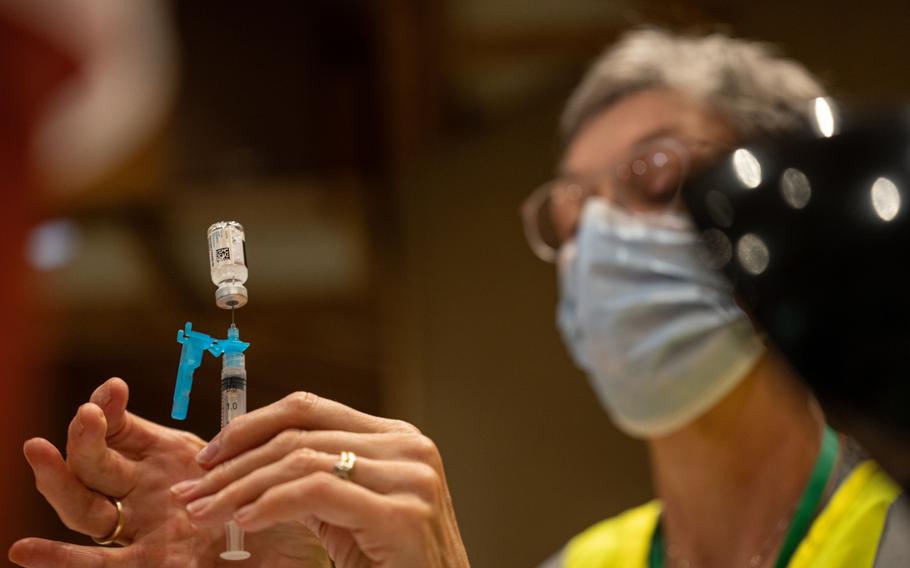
top-left (8, 378), bottom-right (331, 568)
top-left (175, 392), bottom-right (471, 568)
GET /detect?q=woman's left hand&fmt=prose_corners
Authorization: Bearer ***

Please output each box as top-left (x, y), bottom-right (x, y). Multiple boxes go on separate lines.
top-left (172, 392), bottom-right (470, 568)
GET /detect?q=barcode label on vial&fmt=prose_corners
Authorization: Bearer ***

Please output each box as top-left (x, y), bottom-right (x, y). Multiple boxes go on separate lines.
top-left (208, 226), bottom-right (245, 268)
top-left (207, 230), bottom-right (222, 268)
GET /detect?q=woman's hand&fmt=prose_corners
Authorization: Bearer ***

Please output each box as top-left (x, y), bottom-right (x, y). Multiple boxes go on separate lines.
top-left (174, 392), bottom-right (470, 568)
top-left (8, 378), bottom-right (330, 568)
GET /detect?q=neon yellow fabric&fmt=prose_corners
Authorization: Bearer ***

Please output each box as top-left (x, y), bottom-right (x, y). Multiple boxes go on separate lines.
top-left (563, 501), bottom-right (660, 568)
top-left (563, 461), bottom-right (900, 568)
top-left (789, 461), bottom-right (900, 567)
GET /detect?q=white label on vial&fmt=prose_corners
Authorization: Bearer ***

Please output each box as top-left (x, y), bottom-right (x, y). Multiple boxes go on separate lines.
top-left (208, 227), bottom-right (246, 268)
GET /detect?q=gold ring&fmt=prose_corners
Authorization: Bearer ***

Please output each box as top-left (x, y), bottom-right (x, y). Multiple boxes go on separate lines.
top-left (333, 451), bottom-right (357, 481)
top-left (92, 498), bottom-right (125, 546)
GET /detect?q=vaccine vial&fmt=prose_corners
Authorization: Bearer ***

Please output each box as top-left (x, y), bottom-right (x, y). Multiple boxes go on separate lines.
top-left (207, 221), bottom-right (248, 309)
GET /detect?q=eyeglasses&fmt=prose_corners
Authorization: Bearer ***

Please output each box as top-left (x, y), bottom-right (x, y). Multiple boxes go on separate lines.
top-left (520, 136), bottom-right (717, 262)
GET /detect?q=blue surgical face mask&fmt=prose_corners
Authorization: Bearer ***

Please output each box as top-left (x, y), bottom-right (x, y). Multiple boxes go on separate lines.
top-left (557, 198), bottom-right (764, 438)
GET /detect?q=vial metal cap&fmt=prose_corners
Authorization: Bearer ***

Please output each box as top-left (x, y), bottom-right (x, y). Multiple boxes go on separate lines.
top-left (208, 220), bottom-right (245, 233)
top-left (215, 284), bottom-right (249, 309)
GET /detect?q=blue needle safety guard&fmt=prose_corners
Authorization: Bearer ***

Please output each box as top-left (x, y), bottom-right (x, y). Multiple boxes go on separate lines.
top-left (172, 322), bottom-right (250, 420)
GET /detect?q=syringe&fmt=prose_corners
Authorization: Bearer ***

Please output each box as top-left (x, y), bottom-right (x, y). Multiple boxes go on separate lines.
top-left (172, 323), bottom-right (252, 560)
top-left (209, 221), bottom-right (251, 561)
top-left (172, 220), bottom-right (253, 561)
top-left (219, 323), bottom-right (250, 561)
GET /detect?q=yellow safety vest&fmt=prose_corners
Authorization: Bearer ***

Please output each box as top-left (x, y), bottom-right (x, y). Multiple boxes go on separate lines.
top-left (563, 461), bottom-right (900, 568)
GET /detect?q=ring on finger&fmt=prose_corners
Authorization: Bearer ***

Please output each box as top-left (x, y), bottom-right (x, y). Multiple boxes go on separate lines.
top-left (92, 497), bottom-right (126, 546)
top-left (333, 451), bottom-right (357, 481)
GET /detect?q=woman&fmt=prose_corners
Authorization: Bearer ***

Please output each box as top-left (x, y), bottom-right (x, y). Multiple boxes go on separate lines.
top-left (527, 30), bottom-right (903, 567)
top-left (9, 30), bottom-right (904, 568)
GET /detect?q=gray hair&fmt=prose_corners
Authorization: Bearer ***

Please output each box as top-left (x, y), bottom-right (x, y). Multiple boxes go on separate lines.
top-left (562, 28), bottom-right (827, 142)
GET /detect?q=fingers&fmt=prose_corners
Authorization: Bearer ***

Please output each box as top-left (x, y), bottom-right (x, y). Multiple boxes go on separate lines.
top-left (197, 392), bottom-right (419, 468)
top-left (281, 430), bottom-right (441, 466)
top-left (88, 378), bottom-right (128, 439)
top-left (88, 378), bottom-right (158, 456)
top-left (175, 430), bottom-right (424, 503)
top-left (233, 471), bottom-right (394, 532)
top-left (171, 432), bottom-right (297, 503)
top-left (184, 449), bottom-right (440, 527)
top-left (185, 448), bottom-right (339, 525)
top-left (65, 403), bottom-right (138, 497)
top-left (232, 471), bottom-right (438, 566)
top-left (8, 537), bottom-right (127, 568)
top-left (23, 439), bottom-right (120, 541)
top-left (317, 524), bottom-right (371, 568)
top-left (176, 429), bottom-right (441, 503)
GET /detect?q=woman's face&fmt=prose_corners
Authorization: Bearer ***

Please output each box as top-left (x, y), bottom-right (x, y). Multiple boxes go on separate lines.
top-left (562, 89), bottom-right (738, 180)
top-left (553, 89), bottom-right (739, 242)
top-left (550, 89), bottom-right (764, 438)
top-left (561, 88), bottom-right (759, 309)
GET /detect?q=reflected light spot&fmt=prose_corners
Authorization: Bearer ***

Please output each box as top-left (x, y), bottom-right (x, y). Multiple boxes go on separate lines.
top-left (780, 168), bottom-right (812, 209)
top-left (871, 177), bottom-right (901, 221)
top-left (813, 97), bottom-right (837, 138)
top-left (736, 233), bottom-right (770, 275)
top-left (653, 152), bottom-right (669, 167)
top-left (632, 159), bottom-right (647, 175)
top-left (698, 229), bottom-right (733, 269)
top-left (732, 149), bottom-right (762, 189)
top-left (25, 219), bottom-right (81, 271)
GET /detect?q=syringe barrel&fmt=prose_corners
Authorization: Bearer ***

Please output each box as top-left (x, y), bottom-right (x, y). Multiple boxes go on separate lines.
top-left (221, 379), bottom-right (246, 429)
top-left (221, 357), bottom-right (246, 430)
top-left (219, 338), bottom-right (251, 560)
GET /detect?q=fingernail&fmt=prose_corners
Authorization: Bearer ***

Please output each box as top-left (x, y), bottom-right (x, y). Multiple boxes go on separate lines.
top-left (234, 504), bottom-right (254, 524)
top-left (196, 438), bottom-right (220, 465)
top-left (75, 415), bottom-right (85, 436)
top-left (96, 385), bottom-right (111, 409)
top-left (170, 479), bottom-right (200, 497)
top-left (22, 439), bottom-right (40, 462)
top-left (186, 495), bottom-right (215, 516)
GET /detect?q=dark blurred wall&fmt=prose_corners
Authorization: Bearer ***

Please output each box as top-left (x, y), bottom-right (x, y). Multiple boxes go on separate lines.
top-left (696, 0), bottom-right (910, 101)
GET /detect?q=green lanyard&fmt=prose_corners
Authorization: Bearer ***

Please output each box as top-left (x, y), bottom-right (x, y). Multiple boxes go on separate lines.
top-left (649, 425), bottom-right (839, 568)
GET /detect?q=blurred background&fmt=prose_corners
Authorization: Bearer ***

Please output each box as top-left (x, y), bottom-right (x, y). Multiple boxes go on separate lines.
top-left (2, 0), bottom-right (908, 566)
